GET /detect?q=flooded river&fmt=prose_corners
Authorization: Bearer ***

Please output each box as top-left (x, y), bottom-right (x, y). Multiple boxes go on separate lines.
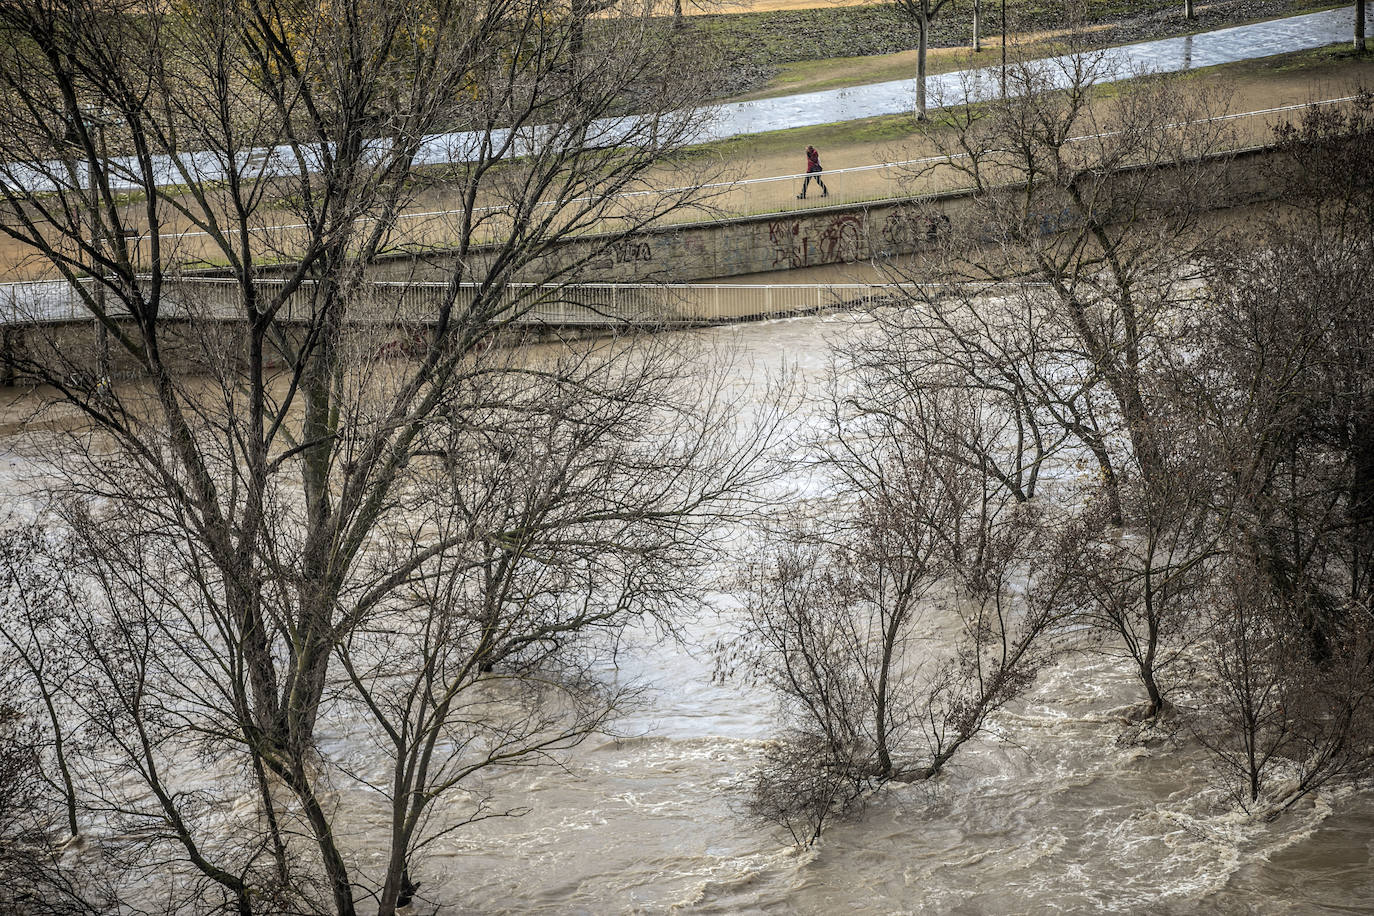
top-left (365, 316), bottom-right (1374, 914)
top-left (3, 314), bottom-right (1371, 914)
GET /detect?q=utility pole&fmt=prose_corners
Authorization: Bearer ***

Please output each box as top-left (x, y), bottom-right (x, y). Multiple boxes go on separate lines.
top-left (66, 107), bottom-right (112, 390)
top-left (1000, 0), bottom-right (1007, 96)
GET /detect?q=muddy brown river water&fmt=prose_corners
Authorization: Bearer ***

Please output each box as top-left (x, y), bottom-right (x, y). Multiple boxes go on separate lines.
top-left (382, 316), bottom-right (1374, 914)
top-left (2, 314), bottom-right (1371, 914)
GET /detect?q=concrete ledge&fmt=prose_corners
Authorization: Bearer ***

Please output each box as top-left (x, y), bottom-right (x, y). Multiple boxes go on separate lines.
top-left (342, 143), bottom-right (1282, 284)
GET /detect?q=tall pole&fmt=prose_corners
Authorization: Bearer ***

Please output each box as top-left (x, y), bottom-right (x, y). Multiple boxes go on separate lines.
top-left (77, 107), bottom-right (111, 390)
top-left (95, 115), bottom-right (109, 389)
top-left (1000, 0), bottom-right (1007, 96)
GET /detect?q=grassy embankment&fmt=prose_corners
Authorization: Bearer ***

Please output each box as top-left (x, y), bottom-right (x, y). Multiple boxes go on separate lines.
top-left (689, 0), bottom-right (1344, 100)
top-left (681, 43), bottom-right (1373, 180)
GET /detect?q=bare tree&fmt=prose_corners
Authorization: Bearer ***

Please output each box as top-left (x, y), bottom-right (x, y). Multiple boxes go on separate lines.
top-left (0, 524), bottom-right (84, 841)
top-left (1357, 0), bottom-right (1367, 53)
top-left (879, 51), bottom-right (1237, 717)
top-left (1175, 93), bottom-right (1374, 809)
top-left (1194, 93), bottom-right (1374, 659)
top-left (1194, 558), bottom-right (1295, 808)
top-left (731, 330), bottom-right (1061, 843)
top-left (892, 0), bottom-right (953, 120)
top-left (0, 525), bottom-right (120, 916)
top-left (0, 703), bottom-right (104, 916)
top-left (852, 283), bottom-right (1073, 508)
top-left (902, 53), bottom-right (1235, 520)
top-left (0, 0), bottom-right (766, 911)
top-left (17, 331), bottom-right (777, 914)
top-left (1052, 456), bottom-right (1214, 719)
top-left (1191, 553), bottom-right (1374, 811)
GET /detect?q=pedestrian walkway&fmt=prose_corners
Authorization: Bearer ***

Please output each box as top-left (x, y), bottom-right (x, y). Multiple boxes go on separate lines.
top-left (2, 6), bottom-right (1356, 197)
top-left (0, 92), bottom-right (1351, 279)
top-left (699, 6), bottom-right (1359, 140)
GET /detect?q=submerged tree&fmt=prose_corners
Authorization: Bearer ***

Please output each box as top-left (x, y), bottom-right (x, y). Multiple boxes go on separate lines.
top-left (887, 49), bottom-right (1235, 716)
top-left (734, 331), bottom-right (1062, 844)
top-left (0, 526), bottom-right (117, 916)
top-left (1182, 93), bottom-right (1374, 806)
top-left (1052, 457), bottom-right (1214, 719)
top-left (0, 0), bottom-right (767, 911)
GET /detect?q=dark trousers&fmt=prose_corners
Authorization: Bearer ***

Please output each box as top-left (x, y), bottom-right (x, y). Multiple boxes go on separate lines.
top-left (799, 171), bottom-right (828, 197)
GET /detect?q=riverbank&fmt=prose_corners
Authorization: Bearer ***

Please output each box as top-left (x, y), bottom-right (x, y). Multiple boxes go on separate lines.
top-left (3, 41), bottom-right (1367, 284)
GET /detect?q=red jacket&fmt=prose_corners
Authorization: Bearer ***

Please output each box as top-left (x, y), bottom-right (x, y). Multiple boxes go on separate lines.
top-left (806, 149), bottom-right (821, 172)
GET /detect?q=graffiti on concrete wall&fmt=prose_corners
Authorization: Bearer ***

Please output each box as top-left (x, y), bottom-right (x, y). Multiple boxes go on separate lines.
top-left (879, 209), bottom-right (950, 253)
top-left (768, 213), bottom-right (872, 268)
top-left (1037, 206), bottom-right (1076, 236)
top-left (818, 214), bottom-right (865, 263)
top-left (370, 332), bottom-right (429, 361)
top-left (768, 218), bottom-right (807, 269)
top-left (590, 238), bottom-right (653, 270)
top-left (880, 210), bottom-right (919, 250)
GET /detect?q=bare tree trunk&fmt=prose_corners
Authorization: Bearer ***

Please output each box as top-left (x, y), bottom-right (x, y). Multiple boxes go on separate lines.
top-left (973, 0), bottom-right (981, 51)
top-left (874, 606), bottom-right (903, 778)
top-left (1184, 0), bottom-right (1195, 19)
top-left (1139, 586), bottom-right (1167, 718)
top-left (1357, 0), bottom-right (1367, 52)
top-left (916, 14), bottom-right (930, 119)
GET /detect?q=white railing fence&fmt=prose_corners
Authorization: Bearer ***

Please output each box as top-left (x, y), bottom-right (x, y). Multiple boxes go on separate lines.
top-left (140, 96), bottom-right (1361, 258)
top-left (0, 277), bottom-right (927, 328)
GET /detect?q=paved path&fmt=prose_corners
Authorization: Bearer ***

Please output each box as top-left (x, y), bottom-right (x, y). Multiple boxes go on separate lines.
top-left (0, 6), bottom-right (1359, 194)
top-left (701, 6), bottom-right (1360, 140)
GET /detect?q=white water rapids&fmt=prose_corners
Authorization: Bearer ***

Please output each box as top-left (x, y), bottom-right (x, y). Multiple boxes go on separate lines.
top-left (344, 316), bottom-right (1374, 914)
top-left (3, 314), bottom-right (1372, 913)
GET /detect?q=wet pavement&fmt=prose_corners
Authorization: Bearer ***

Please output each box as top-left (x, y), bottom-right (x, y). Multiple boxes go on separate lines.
top-left (2, 7), bottom-right (1358, 195)
top-left (699, 6), bottom-right (1362, 140)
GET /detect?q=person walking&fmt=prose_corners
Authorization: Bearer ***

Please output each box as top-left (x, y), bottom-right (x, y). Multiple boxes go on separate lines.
top-left (798, 145), bottom-right (828, 199)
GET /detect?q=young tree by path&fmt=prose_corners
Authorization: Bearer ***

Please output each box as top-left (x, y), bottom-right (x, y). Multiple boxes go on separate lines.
top-left (892, 0), bottom-right (953, 120)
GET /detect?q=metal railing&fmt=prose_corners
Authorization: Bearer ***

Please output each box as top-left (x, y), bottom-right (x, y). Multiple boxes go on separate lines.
top-left (167, 279), bottom-right (916, 325)
top-left (142, 94), bottom-right (1361, 261)
top-left (2, 95), bottom-right (1356, 330)
top-left (0, 277), bottom-right (94, 325)
top-left (0, 277), bottom-right (922, 328)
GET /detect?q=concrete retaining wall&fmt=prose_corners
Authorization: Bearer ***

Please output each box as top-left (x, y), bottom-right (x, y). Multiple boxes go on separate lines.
top-left (355, 145), bottom-right (1275, 284)
top-left (1, 146), bottom-right (1282, 386)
